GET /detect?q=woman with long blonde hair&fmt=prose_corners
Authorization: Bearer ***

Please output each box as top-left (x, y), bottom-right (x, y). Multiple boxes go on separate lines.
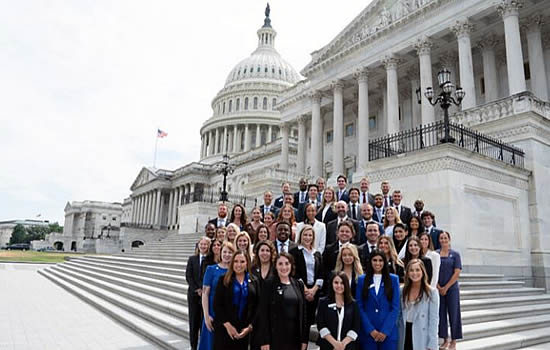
top-left (383, 207), bottom-right (402, 236)
top-left (334, 242), bottom-right (363, 296)
top-left (235, 231), bottom-right (254, 258)
top-left (316, 187), bottom-right (337, 225)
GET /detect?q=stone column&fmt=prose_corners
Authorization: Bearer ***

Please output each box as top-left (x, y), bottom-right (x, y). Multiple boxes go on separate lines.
top-left (280, 122), bottom-right (289, 171)
top-left (256, 124), bottom-right (261, 148)
top-left (177, 187), bottom-right (183, 224)
top-left (415, 37), bottom-right (435, 125)
top-left (355, 68), bottom-right (370, 172)
top-left (221, 127), bottom-right (227, 153)
top-left (407, 67), bottom-right (421, 126)
top-left (214, 128), bottom-right (220, 155)
top-left (268, 125), bottom-right (273, 143)
top-left (310, 92), bottom-right (323, 177)
top-left (383, 56), bottom-right (400, 135)
top-left (208, 131), bottom-right (213, 156)
top-left (497, 0), bottom-right (526, 95)
top-left (297, 115), bottom-right (307, 174)
top-left (332, 80), bottom-right (345, 177)
top-left (155, 190), bottom-right (162, 226)
top-left (478, 36), bottom-right (500, 102)
top-left (244, 124), bottom-right (251, 152)
top-left (148, 192), bottom-right (154, 225)
top-left (524, 16), bottom-right (548, 100)
top-left (232, 126), bottom-right (239, 153)
top-left (144, 192), bottom-right (150, 225)
top-left (544, 37), bottom-right (550, 99)
top-left (167, 190), bottom-right (174, 227)
top-left (139, 195), bottom-right (145, 224)
top-left (452, 19), bottom-right (476, 109)
top-left (131, 198), bottom-right (136, 223)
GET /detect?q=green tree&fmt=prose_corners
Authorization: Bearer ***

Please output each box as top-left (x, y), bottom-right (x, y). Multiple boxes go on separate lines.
top-left (9, 224), bottom-right (27, 244)
top-left (48, 222), bottom-right (63, 233)
top-left (25, 225), bottom-right (50, 243)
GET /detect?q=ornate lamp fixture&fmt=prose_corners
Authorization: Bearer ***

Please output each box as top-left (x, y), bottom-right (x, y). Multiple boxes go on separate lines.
top-left (216, 153), bottom-right (235, 202)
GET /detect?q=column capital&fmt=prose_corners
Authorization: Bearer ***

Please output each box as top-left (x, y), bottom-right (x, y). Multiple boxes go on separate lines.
top-left (280, 121), bottom-right (290, 131)
top-left (297, 114), bottom-right (309, 124)
top-left (382, 55), bottom-right (401, 70)
top-left (414, 36), bottom-right (433, 56)
top-left (496, 0), bottom-right (523, 19)
top-left (496, 49), bottom-right (507, 67)
top-left (353, 68), bottom-right (369, 82)
top-left (331, 80), bottom-right (345, 91)
top-left (521, 15), bottom-right (544, 33)
top-left (309, 91), bottom-right (322, 104)
top-left (451, 19), bottom-right (474, 39)
top-left (477, 35), bottom-right (500, 51)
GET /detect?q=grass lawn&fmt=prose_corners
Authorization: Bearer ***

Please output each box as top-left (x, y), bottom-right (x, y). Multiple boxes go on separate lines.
top-left (0, 250), bottom-right (88, 263)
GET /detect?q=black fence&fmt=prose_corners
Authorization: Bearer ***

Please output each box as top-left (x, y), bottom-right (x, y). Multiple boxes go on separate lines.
top-left (182, 190), bottom-right (257, 207)
top-left (369, 121), bottom-right (525, 168)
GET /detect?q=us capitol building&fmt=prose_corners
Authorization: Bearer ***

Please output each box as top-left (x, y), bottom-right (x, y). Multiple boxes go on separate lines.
top-left (55, 0), bottom-right (550, 289)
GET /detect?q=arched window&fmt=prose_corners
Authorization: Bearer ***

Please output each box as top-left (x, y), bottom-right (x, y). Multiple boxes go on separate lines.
top-left (265, 67), bottom-right (268, 73)
top-left (236, 98), bottom-right (240, 111)
top-left (244, 68), bottom-right (247, 74)
top-left (272, 98), bottom-right (277, 109)
top-left (228, 100), bottom-right (232, 113)
top-left (244, 97), bottom-right (249, 110)
top-left (223, 102), bottom-right (226, 114)
top-left (262, 97), bottom-right (268, 110)
top-left (257, 66), bottom-right (261, 73)
top-left (253, 97), bottom-right (258, 109)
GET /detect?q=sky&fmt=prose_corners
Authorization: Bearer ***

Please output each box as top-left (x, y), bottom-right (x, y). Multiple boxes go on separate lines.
top-left (0, 0), bottom-right (372, 224)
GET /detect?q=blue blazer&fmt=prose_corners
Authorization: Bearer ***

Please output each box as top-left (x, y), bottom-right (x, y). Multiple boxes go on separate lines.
top-left (397, 287), bottom-right (439, 350)
top-left (356, 274), bottom-right (400, 343)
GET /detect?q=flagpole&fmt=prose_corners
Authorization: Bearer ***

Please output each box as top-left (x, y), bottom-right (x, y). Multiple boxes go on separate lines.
top-left (153, 130), bottom-right (159, 168)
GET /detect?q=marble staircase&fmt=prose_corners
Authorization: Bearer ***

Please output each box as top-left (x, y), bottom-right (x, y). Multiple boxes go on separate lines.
top-left (38, 233), bottom-right (550, 350)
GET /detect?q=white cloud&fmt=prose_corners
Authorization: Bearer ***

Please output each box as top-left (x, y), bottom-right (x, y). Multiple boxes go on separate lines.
top-left (0, 0), bottom-right (371, 224)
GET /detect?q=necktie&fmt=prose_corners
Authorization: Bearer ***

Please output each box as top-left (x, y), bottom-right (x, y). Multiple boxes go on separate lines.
top-left (384, 196), bottom-right (389, 208)
top-left (395, 205), bottom-right (400, 214)
top-left (370, 245), bottom-right (375, 253)
top-left (352, 204), bottom-right (356, 220)
top-left (363, 192), bottom-right (367, 204)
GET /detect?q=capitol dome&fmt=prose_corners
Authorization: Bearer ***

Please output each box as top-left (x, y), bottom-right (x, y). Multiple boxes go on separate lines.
top-left (199, 4), bottom-right (302, 164)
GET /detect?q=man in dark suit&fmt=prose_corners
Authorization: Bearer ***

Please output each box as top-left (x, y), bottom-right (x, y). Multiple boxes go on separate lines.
top-left (259, 190), bottom-right (277, 220)
top-left (421, 210), bottom-right (442, 250)
top-left (372, 194), bottom-right (385, 224)
top-left (208, 203), bottom-right (228, 228)
top-left (185, 237), bottom-right (211, 350)
top-left (413, 199), bottom-right (436, 226)
top-left (392, 190), bottom-right (413, 225)
top-left (274, 221), bottom-right (298, 254)
top-left (316, 177), bottom-right (326, 203)
top-left (274, 182), bottom-right (291, 209)
top-left (347, 187), bottom-right (361, 221)
top-left (297, 184), bottom-right (320, 222)
top-left (358, 221), bottom-right (381, 271)
top-left (381, 180), bottom-right (393, 209)
top-left (335, 174), bottom-right (349, 202)
top-left (204, 223), bottom-right (216, 240)
top-left (356, 203), bottom-right (384, 245)
top-left (359, 177), bottom-right (375, 206)
top-left (322, 221), bottom-right (356, 280)
top-left (274, 193), bottom-right (298, 219)
top-left (293, 177), bottom-right (309, 209)
top-left (326, 201), bottom-right (360, 246)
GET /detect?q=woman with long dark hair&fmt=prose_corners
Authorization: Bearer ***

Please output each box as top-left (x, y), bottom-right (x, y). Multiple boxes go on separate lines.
top-left (398, 259), bottom-right (439, 350)
top-left (377, 236), bottom-right (404, 282)
top-left (419, 232), bottom-right (440, 289)
top-left (316, 272), bottom-right (361, 350)
top-left (356, 250), bottom-right (400, 350)
top-left (250, 240), bottom-right (276, 286)
top-left (392, 223), bottom-right (408, 260)
top-left (213, 251), bottom-right (259, 350)
top-left (258, 252), bottom-right (308, 350)
top-left (402, 236), bottom-right (433, 285)
top-left (229, 204), bottom-right (248, 231)
top-left (408, 216), bottom-right (424, 238)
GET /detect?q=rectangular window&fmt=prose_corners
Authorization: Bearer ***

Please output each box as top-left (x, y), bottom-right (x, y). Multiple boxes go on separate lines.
top-left (480, 78), bottom-right (485, 95)
top-left (326, 130), bottom-right (333, 144)
top-left (345, 123), bottom-right (354, 137)
top-left (369, 116), bottom-right (376, 129)
top-left (524, 62), bottom-right (531, 80)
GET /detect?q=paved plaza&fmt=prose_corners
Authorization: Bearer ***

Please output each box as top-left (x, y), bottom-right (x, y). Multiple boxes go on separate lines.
top-left (0, 263), bottom-right (156, 350)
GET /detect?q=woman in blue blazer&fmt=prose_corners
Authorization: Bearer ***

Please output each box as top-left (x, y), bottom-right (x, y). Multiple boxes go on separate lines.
top-left (398, 259), bottom-right (439, 350)
top-left (356, 250), bottom-right (400, 350)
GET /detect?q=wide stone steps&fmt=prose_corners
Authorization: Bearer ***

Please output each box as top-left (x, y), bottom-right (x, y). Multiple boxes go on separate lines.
top-left (39, 233), bottom-right (550, 350)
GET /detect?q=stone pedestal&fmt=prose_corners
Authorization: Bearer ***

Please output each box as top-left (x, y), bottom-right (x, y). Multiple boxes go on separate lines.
top-left (178, 202), bottom-right (218, 234)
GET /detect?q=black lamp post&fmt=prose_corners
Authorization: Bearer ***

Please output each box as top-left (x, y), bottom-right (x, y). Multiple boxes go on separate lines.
top-left (216, 154), bottom-right (234, 202)
top-left (424, 68), bottom-right (465, 143)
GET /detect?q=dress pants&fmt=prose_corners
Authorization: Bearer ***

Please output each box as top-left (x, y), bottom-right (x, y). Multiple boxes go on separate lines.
top-left (439, 285), bottom-right (463, 340)
top-left (188, 292), bottom-right (203, 350)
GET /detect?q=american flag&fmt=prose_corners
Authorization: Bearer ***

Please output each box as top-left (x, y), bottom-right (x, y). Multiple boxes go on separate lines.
top-left (157, 129), bottom-right (168, 138)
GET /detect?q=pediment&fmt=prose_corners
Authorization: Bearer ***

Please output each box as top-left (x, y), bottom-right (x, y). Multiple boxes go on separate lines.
top-left (302, 0), bottom-right (432, 74)
top-left (130, 167), bottom-right (158, 190)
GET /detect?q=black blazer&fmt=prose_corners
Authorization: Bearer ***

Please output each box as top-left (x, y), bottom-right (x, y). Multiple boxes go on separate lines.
top-left (397, 205), bottom-right (413, 226)
top-left (316, 297), bottom-right (360, 350)
top-left (294, 191), bottom-right (308, 209)
top-left (326, 269), bottom-right (358, 297)
top-left (316, 205), bottom-right (338, 225)
top-left (185, 255), bottom-right (203, 296)
top-left (273, 239), bottom-right (298, 254)
top-left (326, 218), bottom-right (360, 246)
top-left (289, 246), bottom-right (323, 287)
top-left (258, 276), bottom-right (309, 347)
top-left (336, 189), bottom-right (350, 203)
top-left (213, 274), bottom-right (260, 348)
top-left (358, 242), bottom-right (377, 272)
top-left (321, 241), bottom-right (350, 281)
top-left (274, 195), bottom-right (284, 208)
top-left (208, 217), bottom-right (227, 228)
top-left (372, 207), bottom-right (385, 224)
top-left (260, 204), bottom-right (277, 220)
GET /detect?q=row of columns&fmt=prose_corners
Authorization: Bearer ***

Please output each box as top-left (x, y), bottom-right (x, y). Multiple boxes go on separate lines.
top-left (131, 183), bottom-right (195, 229)
top-left (200, 124), bottom-right (277, 158)
top-left (281, 0), bottom-right (548, 177)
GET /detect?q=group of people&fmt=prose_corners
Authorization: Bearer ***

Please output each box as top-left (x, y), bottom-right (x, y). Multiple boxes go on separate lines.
top-left (186, 176), bottom-right (463, 350)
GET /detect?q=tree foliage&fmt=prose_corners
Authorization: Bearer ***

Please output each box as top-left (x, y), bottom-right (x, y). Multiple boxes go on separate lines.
top-left (9, 224), bottom-right (27, 245)
top-left (9, 222), bottom-right (64, 244)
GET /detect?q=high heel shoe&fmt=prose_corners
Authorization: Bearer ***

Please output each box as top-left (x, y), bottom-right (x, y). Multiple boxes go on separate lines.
top-left (439, 342), bottom-right (450, 350)
top-left (447, 343), bottom-right (457, 350)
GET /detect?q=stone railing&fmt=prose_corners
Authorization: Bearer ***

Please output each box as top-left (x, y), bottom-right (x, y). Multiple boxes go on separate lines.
top-left (247, 167), bottom-right (305, 183)
top-left (451, 91), bottom-right (550, 127)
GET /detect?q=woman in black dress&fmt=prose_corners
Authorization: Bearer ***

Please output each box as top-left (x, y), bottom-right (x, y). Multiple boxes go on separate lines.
top-left (258, 252), bottom-right (309, 350)
top-left (402, 236), bottom-right (433, 285)
top-left (213, 251), bottom-right (259, 350)
top-left (316, 271), bottom-right (360, 350)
